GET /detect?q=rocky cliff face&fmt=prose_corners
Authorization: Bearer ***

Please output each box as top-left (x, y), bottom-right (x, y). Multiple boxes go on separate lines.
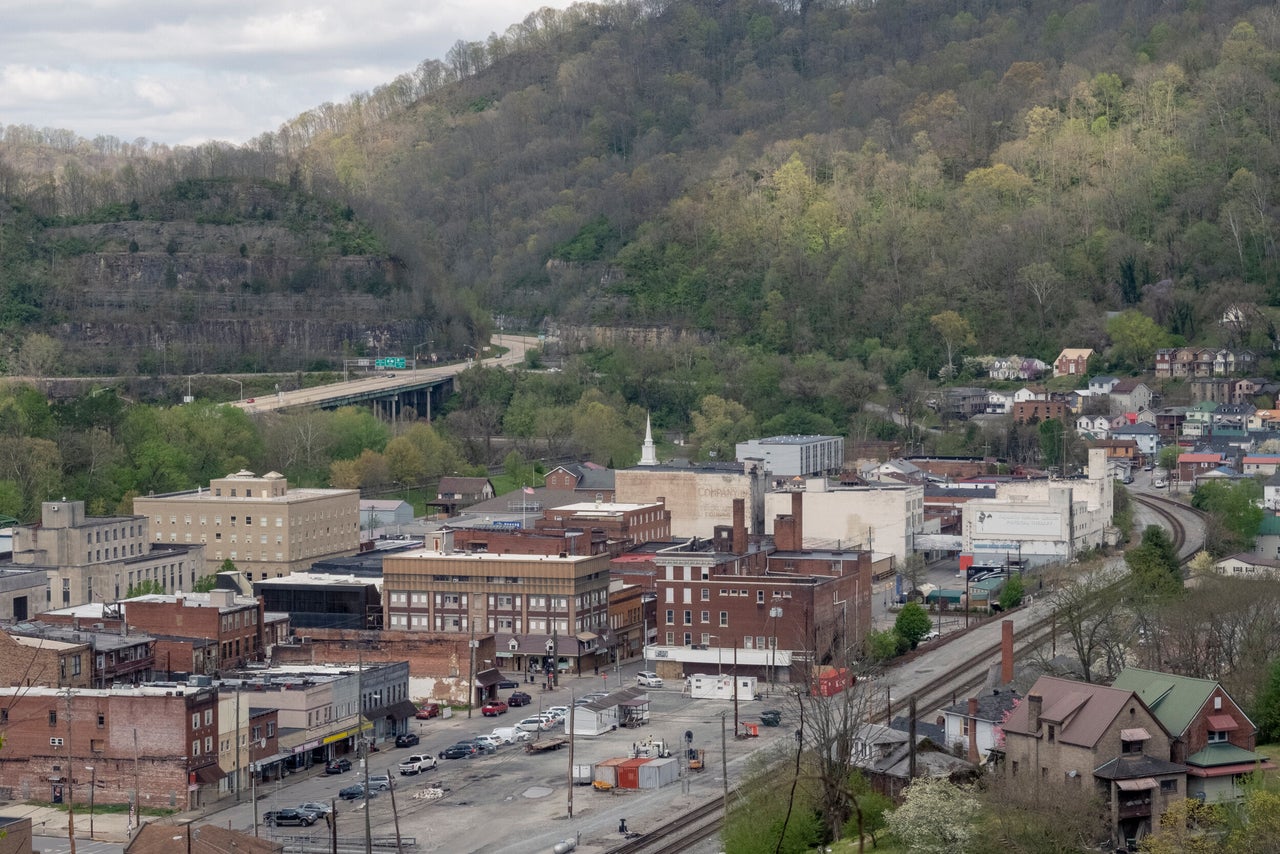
top-left (37, 199), bottom-right (426, 374)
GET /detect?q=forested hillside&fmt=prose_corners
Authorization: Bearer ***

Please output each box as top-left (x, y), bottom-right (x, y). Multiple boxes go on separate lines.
top-left (1, 0), bottom-right (1278, 379)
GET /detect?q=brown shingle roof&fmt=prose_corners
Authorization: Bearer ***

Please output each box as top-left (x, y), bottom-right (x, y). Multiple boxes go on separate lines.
top-left (1003, 675), bottom-right (1153, 749)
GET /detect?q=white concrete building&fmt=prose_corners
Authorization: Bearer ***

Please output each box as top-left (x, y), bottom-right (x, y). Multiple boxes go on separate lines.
top-left (735, 435), bottom-right (844, 479)
top-left (763, 479), bottom-right (923, 565)
top-left (961, 448), bottom-right (1114, 567)
top-left (614, 461), bottom-right (768, 539)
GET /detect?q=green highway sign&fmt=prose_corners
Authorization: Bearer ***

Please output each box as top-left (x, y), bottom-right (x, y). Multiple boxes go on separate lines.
top-left (375, 357), bottom-right (406, 369)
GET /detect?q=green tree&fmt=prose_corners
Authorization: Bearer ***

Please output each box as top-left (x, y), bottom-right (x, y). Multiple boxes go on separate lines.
top-left (690, 394), bottom-right (757, 461)
top-left (998, 574), bottom-right (1025, 610)
top-left (930, 310), bottom-right (976, 378)
top-left (1192, 480), bottom-right (1263, 554)
top-left (1126, 525), bottom-right (1182, 596)
top-left (865, 629), bottom-right (902, 662)
top-left (329, 406), bottom-right (390, 460)
top-left (1107, 310), bottom-right (1168, 372)
top-left (126, 580), bottom-right (165, 597)
top-left (1038, 418), bottom-right (1067, 469)
top-left (1254, 657), bottom-right (1280, 743)
top-left (894, 602), bottom-right (933, 647)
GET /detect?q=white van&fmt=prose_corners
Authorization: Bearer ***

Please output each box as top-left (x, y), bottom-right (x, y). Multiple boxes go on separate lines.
top-left (637, 671), bottom-right (664, 688)
top-left (490, 726), bottom-right (532, 745)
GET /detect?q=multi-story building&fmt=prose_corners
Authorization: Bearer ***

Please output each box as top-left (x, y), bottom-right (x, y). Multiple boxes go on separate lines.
top-left (0, 567), bottom-right (50, 622)
top-left (382, 530), bottom-right (612, 683)
top-left (543, 462), bottom-right (616, 501)
top-left (606, 580), bottom-right (653, 662)
top-left (7, 500), bottom-right (205, 611)
top-left (533, 500), bottom-right (671, 550)
top-left (0, 684), bottom-right (219, 810)
top-left (0, 629), bottom-right (92, 689)
top-left (133, 471), bottom-right (359, 579)
top-left (254, 573), bottom-right (384, 630)
top-left (735, 435), bottom-right (845, 479)
top-left (615, 460), bottom-right (768, 539)
top-left (646, 496), bottom-right (873, 684)
top-left (763, 479), bottom-right (923, 566)
top-left (5, 622), bottom-right (154, 688)
top-left (123, 589), bottom-right (266, 674)
top-left (1002, 675), bottom-right (1185, 849)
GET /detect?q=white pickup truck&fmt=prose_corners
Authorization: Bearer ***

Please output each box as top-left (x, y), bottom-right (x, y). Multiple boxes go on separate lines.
top-left (398, 753), bottom-right (439, 775)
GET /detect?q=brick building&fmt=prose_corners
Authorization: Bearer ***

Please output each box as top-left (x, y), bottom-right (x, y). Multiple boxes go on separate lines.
top-left (5, 622), bottom-right (154, 688)
top-left (543, 462), bottom-right (616, 500)
top-left (6, 500), bottom-right (206, 611)
top-left (0, 630), bottom-right (91, 689)
top-left (382, 530), bottom-right (612, 679)
top-left (271, 627), bottom-right (495, 707)
top-left (1002, 675), bottom-right (1185, 849)
top-left (133, 471), bottom-right (359, 579)
top-left (122, 590), bottom-right (267, 674)
top-left (606, 581), bottom-right (654, 662)
top-left (0, 684), bottom-right (219, 810)
top-left (533, 500), bottom-right (670, 550)
top-left (647, 496), bottom-right (873, 684)
top-left (1012, 399), bottom-right (1067, 424)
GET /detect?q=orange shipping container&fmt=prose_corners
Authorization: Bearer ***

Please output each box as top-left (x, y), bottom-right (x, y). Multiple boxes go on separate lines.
top-left (617, 757), bottom-right (651, 789)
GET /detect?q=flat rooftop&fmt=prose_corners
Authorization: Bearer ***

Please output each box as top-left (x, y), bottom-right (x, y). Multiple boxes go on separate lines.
top-left (549, 501), bottom-right (662, 515)
top-left (743, 435), bottom-right (840, 445)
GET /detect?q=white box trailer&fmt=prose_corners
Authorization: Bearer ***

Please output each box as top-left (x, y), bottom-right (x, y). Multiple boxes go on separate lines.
top-left (637, 755), bottom-right (679, 789)
top-left (687, 673), bottom-right (758, 700)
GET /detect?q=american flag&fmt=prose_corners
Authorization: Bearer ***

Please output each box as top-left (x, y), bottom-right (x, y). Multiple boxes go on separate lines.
top-left (523, 486), bottom-right (535, 495)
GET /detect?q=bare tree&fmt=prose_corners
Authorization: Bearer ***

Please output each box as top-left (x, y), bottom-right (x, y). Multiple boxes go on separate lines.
top-left (1047, 566), bottom-right (1133, 683)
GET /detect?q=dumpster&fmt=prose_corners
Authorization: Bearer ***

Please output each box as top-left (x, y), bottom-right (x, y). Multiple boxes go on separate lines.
top-left (617, 757), bottom-right (651, 789)
top-left (637, 756), bottom-right (679, 789)
top-left (761, 710), bottom-right (782, 727)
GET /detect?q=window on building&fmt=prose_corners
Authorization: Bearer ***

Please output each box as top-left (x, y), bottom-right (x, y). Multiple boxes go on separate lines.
top-left (1047, 725), bottom-right (1055, 742)
top-left (665, 631), bottom-right (674, 645)
top-left (720, 611), bottom-right (728, 627)
top-left (48, 710), bottom-right (57, 726)
top-left (192, 713), bottom-right (200, 730)
top-left (757, 590), bottom-right (765, 604)
top-left (97, 713), bottom-right (105, 728)
top-left (1207, 730), bottom-right (1228, 744)
top-left (665, 609), bottom-right (674, 625)
top-left (683, 610), bottom-right (692, 625)
top-left (701, 588), bottom-right (709, 601)
top-left (1160, 779), bottom-right (1178, 793)
top-left (683, 632), bottom-right (692, 645)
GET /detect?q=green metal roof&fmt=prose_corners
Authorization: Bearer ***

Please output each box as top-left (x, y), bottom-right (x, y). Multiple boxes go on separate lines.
top-left (1111, 667), bottom-right (1216, 737)
top-left (1259, 515), bottom-right (1280, 536)
top-left (1185, 742), bottom-right (1270, 768)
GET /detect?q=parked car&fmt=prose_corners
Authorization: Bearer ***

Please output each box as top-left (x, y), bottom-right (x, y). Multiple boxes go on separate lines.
top-left (637, 671), bottom-right (664, 688)
top-left (415, 703), bottom-right (442, 720)
top-left (573, 697), bottom-right (592, 707)
top-left (439, 742), bottom-right (479, 760)
top-left (394, 732), bottom-right (420, 748)
top-left (490, 726), bottom-right (532, 745)
top-left (496, 677), bottom-right (520, 689)
top-left (368, 774), bottom-right (394, 791)
top-left (298, 802), bottom-right (333, 817)
top-left (921, 630), bottom-right (940, 641)
top-left (1154, 477), bottom-right (1167, 488)
top-left (517, 716), bottom-right (551, 732)
top-left (324, 758), bottom-right (351, 774)
top-left (508, 691), bottom-right (532, 707)
top-left (398, 753), bottom-right (439, 775)
top-left (339, 783), bottom-right (374, 800)
top-left (267, 808), bottom-right (318, 827)
top-left (481, 699), bottom-right (509, 717)
top-left (546, 706), bottom-right (569, 717)
top-left (471, 735), bottom-right (502, 751)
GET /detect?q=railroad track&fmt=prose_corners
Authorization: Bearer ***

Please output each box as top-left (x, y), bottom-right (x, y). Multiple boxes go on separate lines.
top-left (605, 795), bottom-right (726, 854)
top-left (1131, 492), bottom-right (1204, 560)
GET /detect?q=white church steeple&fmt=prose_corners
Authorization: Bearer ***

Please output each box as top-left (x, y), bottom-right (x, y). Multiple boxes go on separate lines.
top-left (639, 412), bottom-right (658, 466)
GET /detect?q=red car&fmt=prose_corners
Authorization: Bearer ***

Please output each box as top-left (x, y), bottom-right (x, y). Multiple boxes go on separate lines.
top-left (481, 699), bottom-right (509, 717)
top-left (414, 702), bottom-right (441, 720)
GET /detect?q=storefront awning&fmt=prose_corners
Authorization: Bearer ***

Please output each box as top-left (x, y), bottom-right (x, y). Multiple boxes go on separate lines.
top-left (575, 632), bottom-right (598, 642)
top-left (193, 763), bottom-right (224, 785)
top-left (476, 668), bottom-right (507, 688)
top-left (363, 700), bottom-right (419, 722)
top-left (252, 751), bottom-right (290, 771)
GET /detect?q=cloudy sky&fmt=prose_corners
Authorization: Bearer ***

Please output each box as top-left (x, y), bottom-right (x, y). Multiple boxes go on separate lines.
top-left (0, 1), bottom-right (572, 147)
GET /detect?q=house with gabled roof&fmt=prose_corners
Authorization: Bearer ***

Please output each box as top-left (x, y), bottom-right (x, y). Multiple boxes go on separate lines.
top-left (544, 462), bottom-right (617, 501)
top-left (1054, 348), bottom-right (1093, 378)
top-left (1111, 423), bottom-right (1159, 459)
top-left (1111, 667), bottom-right (1274, 805)
top-left (1110, 379), bottom-right (1155, 416)
top-left (1001, 675), bottom-right (1185, 850)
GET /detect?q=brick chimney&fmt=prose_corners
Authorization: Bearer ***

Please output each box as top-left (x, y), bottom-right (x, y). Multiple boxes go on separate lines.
top-left (732, 499), bottom-right (747, 555)
top-left (968, 697), bottom-right (979, 763)
top-left (1027, 692), bottom-right (1042, 734)
top-left (1001, 619), bottom-right (1014, 685)
top-left (790, 491), bottom-right (804, 547)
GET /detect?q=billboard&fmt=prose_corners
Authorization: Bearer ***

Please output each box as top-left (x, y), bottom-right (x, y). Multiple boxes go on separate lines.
top-left (972, 509), bottom-right (1060, 537)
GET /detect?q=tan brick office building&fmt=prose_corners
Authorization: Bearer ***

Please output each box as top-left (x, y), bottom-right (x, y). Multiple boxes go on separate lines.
top-left (382, 529), bottom-right (612, 677)
top-left (134, 471), bottom-right (359, 579)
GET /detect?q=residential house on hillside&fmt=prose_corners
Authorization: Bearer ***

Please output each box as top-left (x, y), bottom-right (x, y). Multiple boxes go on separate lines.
top-left (1154, 407), bottom-right (1188, 440)
top-left (986, 390), bottom-right (1013, 414)
top-left (1214, 552), bottom-right (1280, 577)
top-left (1076, 414), bottom-right (1111, 439)
top-left (1156, 346), bottom-right (1256, 379)
top-left (432, 477), bottom-right (495, 515)
top-left (942, 687), bottom-right (1022, 766)
top-left (1089, 376), bottom-right (1120, 395)
top-left (1013, 385), bottom-right (1048, 403)
top-left (1110, 379), bottom-right (1156, 415)
top-left (1191, 377), bottom-right (1238, 405)
top-left (1001, 675), bottom-right (1185, 850)
top-left (988, 355), bottom-right (1047, 381)
top-left (1213, 402), bottom-right (1255, 430)
top-left (1182, 402), bottom-right (1218, 438)
top-left (1012, 399), bottom-right (1067, 424)
top-left (1111, 667), bottom-right (1274, 804)
top-left (849, 722), bottom-right (977, 799)
top-left (544, 463), bottom-right (617, 501)
top-left (1177, 453), bottom-right (1228, 484)
top-left (1054, 349), bottom-right (1093, 377)
top-left (1242, 455), bottom-right (1280, 477)
top-left (1247, 409), bottom-right (1280, 431)
top-left (1111, 424), bottom-right (1159, 460)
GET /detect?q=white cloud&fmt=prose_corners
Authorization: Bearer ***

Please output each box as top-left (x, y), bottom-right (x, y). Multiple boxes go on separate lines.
top-left (0, 1), bottom-right (574, 146)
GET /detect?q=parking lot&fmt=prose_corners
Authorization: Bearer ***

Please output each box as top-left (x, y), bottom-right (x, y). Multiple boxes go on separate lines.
top-left (243, 667), bottom-right (796, 852)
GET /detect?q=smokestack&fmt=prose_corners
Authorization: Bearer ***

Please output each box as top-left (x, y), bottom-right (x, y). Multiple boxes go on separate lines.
top-left (790, 491), bottom-right (804, 549)
top-left (732, 499), bottom-right (747, 555)
top-left (1001, 619), bottom-right (1014, 685)
top-left (967, 697), bottom-right (979, 763)
top-left (1027, 692), bottom-right (1042, 734)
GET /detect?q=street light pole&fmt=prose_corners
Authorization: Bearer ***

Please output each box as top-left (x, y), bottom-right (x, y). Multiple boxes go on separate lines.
top-left (85, 766), bottom-right (95, 839)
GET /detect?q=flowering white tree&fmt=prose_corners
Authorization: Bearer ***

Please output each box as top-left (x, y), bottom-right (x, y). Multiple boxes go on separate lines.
top-left (886, 777), bottom-right (980, 854)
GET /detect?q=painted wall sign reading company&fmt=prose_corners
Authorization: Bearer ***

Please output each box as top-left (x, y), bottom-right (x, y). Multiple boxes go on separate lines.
top-left (972, 510), bottom-right (1061, 538)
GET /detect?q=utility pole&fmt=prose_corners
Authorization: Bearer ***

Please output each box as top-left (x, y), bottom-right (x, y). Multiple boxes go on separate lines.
top-left (235, 685), bottom-right (242, 803)
top-left (733, 645), bottom-right (739, 737)
top-left (387, 764), bottom-right (404, 854)
top-left (566, 699), bottom-right (575, 819)
top-left (468, 617), bottom-right (477, 719)
top-left (132, 729), bottom-right (140, 833)
top-left (720, 712), bottom-right (729, 826)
